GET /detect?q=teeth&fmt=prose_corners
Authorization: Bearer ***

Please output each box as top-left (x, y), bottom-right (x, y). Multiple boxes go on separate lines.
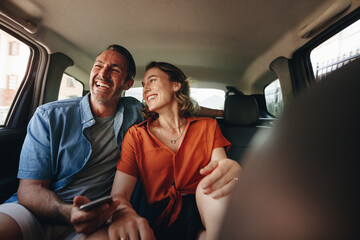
top-left (96, 82), bottom-right (110, 89)
top-left (148, 96), bottom-right (155, 101)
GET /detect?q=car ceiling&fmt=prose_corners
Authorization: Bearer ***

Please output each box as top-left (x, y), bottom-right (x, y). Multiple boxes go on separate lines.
top-left (0, 0), bottom-right (356, 93)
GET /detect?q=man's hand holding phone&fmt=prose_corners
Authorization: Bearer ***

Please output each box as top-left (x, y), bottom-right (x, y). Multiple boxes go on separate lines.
top-left (79, 195), bottom-right (113, 211)
top-left (70, 195), bottom-right (120, 235)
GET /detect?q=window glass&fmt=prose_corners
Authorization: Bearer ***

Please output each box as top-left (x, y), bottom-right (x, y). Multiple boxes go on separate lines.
top-left (58, 73), bottom-right (84, 100)
top-left (0, 29), bottom-right (31, 125)
top-left (125, 87), bottom-right (143, 102)
top-left (125, 87), bottom-right (225, 110)
top-left (310, 19), bottom-right (360, 81)
top-left (264, 79), bottom-right (283, 118)
top-left (190, 88), bottom-right (225, 110)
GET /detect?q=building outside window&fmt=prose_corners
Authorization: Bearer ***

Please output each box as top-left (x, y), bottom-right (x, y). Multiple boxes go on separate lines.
top-left (0, 30), bottom-right (30, 125)
top-left (9, 41), bottom-right (20, 56)
top-left (7, 75), bottom-right (18, 90)
top-left (310, 19), bottom-right (360, 81)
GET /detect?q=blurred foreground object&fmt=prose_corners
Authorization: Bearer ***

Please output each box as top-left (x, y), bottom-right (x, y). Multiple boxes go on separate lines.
top-left (219, 58), bottom-right (360, 240)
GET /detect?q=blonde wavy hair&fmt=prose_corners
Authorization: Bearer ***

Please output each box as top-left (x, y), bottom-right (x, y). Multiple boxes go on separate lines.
top-left (142, 61), bottom-right (199, 119)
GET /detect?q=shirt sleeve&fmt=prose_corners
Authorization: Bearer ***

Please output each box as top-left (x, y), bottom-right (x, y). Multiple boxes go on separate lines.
top-left (212, 120), bottom-right (231, 151)
top-left (18, 107), bottom-right (53, 180)
top-left (117, 126), bottom-right (140, 177)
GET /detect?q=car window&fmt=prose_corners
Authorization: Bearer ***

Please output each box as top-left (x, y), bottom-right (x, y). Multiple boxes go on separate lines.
top-left (190, 88), bottom-right (225, 110)
top-left (0, 29), bottom-right (31, 125)
top-left (264, 79), bottom-right (283, 118)
top-left (58, 73), bottom-right (84, 100)
top-left (310, 19), bottom-right (360, 81)
top-left (125, 87), bottom-right (143, 102)
top-left (125, 87), bottom-right (225, 110)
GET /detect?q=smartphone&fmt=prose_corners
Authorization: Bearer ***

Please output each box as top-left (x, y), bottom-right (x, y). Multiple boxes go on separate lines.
top-left (79, 195), bottom-right (113, 211)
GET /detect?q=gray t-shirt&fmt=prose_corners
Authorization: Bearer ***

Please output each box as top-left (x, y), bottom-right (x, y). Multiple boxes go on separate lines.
top-left (57, 115), bottom-right (120, 202)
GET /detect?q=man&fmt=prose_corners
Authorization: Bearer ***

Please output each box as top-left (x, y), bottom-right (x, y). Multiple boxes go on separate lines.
top-left (0, 44), bottom-right (240, 240)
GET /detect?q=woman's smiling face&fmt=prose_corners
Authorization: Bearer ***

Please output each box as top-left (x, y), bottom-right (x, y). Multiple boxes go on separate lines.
top-left (142, 67), bottom-right (180, 113)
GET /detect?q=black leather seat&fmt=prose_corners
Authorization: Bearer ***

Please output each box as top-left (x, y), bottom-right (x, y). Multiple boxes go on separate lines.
top-left (218, 94), bottom-right (261, 162)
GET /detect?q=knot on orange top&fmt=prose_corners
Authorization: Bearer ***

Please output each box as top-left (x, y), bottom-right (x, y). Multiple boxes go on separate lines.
top-left (155, 185), bottom-right (183, 228)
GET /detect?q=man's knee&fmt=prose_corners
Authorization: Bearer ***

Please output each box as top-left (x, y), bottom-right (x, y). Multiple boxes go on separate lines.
top-left (0, 212), bottom-right (23, 240)
top-left (0, 203), bottom-right (44, 240)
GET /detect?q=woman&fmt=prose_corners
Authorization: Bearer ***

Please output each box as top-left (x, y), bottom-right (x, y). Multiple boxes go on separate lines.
top-left (89, 62), bottom-right (240, 240)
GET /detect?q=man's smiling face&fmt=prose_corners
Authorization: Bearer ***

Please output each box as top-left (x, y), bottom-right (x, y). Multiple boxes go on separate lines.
top-left (89, 49), bottom-right (133, 106)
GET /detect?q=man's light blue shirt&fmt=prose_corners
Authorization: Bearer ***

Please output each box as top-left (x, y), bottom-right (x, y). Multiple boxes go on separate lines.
top-left (7, 94), bottom-right (143, 202)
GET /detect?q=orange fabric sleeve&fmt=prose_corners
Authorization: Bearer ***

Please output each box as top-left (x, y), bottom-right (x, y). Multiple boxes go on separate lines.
top-left (116, 126), bottom-right (139, 177)
top-left (213, 120), bottom-right (231, 151)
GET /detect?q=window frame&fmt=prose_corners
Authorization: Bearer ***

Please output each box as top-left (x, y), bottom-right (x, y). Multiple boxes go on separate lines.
top-left (0, 25), bottom-right (43, 128)
top-left (290, 7), bottom-right (360, 94)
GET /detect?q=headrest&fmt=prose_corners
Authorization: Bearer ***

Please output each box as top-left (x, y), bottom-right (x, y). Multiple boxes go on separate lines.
top-left (224, 95), bottom-right (259, 125)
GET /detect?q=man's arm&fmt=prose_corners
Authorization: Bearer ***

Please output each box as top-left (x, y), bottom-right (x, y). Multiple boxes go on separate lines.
top-left (17, 179), bottom-right (71, 224)
top-left (197, 106), bottom-right (224, 118)
top-left (17, 179), bottom-right (119, 235)
top-left (17, 108), bottom-right (73, 223)
top-left (16, 106), bottom-right (120, 235)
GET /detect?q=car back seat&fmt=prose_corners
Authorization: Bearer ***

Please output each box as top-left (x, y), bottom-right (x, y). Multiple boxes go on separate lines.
top-left (218, 94), bottom-right (273, 163)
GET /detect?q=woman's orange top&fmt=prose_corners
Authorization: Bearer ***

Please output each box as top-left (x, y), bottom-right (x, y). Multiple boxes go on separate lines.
top-left (116, 117), bottom-right (231, 227)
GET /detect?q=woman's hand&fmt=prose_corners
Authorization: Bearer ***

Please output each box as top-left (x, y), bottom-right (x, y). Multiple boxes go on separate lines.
top-left (199, 158), bottom-right (242, 199)
top-left (108, 206), bottom-right (155, 240)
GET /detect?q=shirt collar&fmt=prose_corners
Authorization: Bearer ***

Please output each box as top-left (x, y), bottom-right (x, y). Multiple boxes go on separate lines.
top-left (80, 93), bottom-right (94, 125)
top-left (80, 93), bottom-right (124, 128)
